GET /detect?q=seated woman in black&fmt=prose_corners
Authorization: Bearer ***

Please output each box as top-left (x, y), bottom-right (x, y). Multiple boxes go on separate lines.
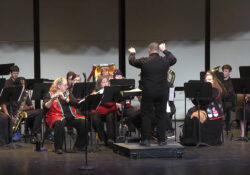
top-left (91, 76), bottom-right (121, 146)
top-left (181, 71), bottom-right (224, 146)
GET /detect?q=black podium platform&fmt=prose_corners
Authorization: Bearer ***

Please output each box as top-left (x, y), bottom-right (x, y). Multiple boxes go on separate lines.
top-left (112, 141), bottom-right (184, 159)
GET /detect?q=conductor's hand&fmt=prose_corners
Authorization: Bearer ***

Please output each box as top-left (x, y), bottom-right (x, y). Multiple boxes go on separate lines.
top-left (128, 47), bottom-right (136, 54)
top-left (159, 43), bottom-right (166, 52)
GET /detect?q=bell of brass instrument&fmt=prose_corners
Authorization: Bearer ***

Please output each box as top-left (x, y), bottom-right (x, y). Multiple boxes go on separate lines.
top-left (209, 66), bottom-right (227, 94)
top-left (167, 69), bottom-right (175, 84)
top-left (12, 90), bottom-right (28, 132)
top-left (211, 66), bottom-right (220, 73)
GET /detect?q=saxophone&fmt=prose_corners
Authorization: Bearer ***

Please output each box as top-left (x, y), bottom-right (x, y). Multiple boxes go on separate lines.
top-left (12, 90), bottom-right (28, 132)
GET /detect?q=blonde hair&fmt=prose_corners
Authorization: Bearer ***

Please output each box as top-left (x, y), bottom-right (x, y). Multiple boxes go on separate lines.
top-left (50, 77), bottom-right (67, 92)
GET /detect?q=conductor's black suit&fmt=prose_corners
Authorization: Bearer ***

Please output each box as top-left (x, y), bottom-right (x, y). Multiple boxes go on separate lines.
top-left (129, 50), bottom-right (177, 143)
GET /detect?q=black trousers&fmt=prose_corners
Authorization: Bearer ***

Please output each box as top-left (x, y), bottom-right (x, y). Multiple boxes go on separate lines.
top-left (91, 112), bottom-right (116, 142)
top-left (140, 89), bottom-right (169, 142)
top-left (53, 119), bottom-right (87, 150)
top-left (26, 109), bottom-right (43, 135)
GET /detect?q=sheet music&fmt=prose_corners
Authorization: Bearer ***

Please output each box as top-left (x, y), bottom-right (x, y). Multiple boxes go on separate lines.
top-left (169, 87), bottom-right (175, 101)
top-left (123, 88), bottom-right (142, 93)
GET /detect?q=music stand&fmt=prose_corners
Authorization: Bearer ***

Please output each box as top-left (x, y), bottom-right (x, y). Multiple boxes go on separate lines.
top-left (110, 79), bottom-right (135, 90)
top-left (0, 63), bottom-right (14, 77)
top-left (0, 86), bottom-right (23, 105)
top-left (79, 93), bottom-right (103, 153)
top-left (231, 78), bottom-right (250, 142)
top-left (0, 78), bottom-right (6, 94)
top-left (31, 83), bottom-right (51, 100)
top-left (110, 79), bottom-right (135, 141)
top-left (184, 82), bottom-right (213, 147)
top-left (73, 82), bottom-right (95, 99)
top-left (101, 86), bottom-right (124, 143)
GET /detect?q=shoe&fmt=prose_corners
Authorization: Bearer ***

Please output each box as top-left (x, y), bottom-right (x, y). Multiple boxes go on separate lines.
top-left (13, 131), bottom-right (22, 142)
top-left (140, 139), bottom-right (150, 147)
top-left (166, 130), bottom-right (175, 139)
top-left (158, 141), bottom-right (167, 146)
top-left (236, 137), bottom-right (248, 142)
top-left (55, 149), bottom-right (63, 154)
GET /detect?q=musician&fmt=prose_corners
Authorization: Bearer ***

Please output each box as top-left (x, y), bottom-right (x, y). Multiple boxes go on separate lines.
top-left (181, 71), bottom-right (224, 146)
top-left (15, 77), bottom-right (43, 144)
top-left (221, 64), bottom-right (236, 132)
top-left (128, 42), bottom-right (177, 146)
top-left (66, 71), bottom-right (76, 93)
top-left (73, 74), bottom-right (81, 84)
top-left (91, 76), bottom-right (121, 146)
top-left (2, 66), bottom-right (43, 143)
top-left (43, 77), bottom-right (87, 154)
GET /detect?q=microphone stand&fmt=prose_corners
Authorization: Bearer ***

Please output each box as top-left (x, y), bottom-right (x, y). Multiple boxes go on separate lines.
top-left (79, 73), bottom-right (95, 171)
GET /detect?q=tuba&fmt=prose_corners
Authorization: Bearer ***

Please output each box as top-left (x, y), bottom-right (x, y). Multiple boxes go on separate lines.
top-left (12, 90), bottom-right (28, 132)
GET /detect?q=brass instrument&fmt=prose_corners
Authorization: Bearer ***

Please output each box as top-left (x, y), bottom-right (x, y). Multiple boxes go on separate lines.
top-left (211, 66), bottom-right (220, 72)
top-left (167, 69), bottom-right (176, 84)
top-left (209, 66), bottom-right (227, 94)
top-left (12, 90), bottom-right (28, 132)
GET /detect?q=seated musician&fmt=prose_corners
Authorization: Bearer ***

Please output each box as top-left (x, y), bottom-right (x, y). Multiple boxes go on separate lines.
top-left (180, 71), bottom-right (224, 146)
top-left (91, 76), bottom-right (121, 146)
top-left (66, 71), bottom-right (76, 93)
top-left (1, 65), bottom-right (43, 143)
top-left (221, 64), bottom-right (236, 132)
top-left (43, 77), bottom-right (87, 154)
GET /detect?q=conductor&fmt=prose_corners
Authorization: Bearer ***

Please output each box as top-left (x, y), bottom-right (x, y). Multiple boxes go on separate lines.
top-left (128, 42), bottom-right (177, 146)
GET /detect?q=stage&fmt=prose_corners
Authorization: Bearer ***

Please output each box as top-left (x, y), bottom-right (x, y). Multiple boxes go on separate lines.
top-left (0, 128), bottom-right (250, 175)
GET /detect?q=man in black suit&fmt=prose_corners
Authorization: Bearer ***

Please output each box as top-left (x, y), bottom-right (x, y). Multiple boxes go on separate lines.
top-left (128, 42), bottom-right (177, 146)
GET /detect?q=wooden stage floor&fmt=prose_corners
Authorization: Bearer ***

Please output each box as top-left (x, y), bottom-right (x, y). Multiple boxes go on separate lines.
top-left (0, 126), bottom-right (250, 175)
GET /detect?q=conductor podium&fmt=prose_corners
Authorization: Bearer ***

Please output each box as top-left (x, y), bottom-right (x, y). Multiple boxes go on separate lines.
top-left (112, 141), bottom-right (184, 159)
top-left (108, 79), bottom-right (184, 159)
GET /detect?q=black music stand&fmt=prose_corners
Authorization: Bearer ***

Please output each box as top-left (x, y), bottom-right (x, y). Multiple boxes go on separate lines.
top-left (0, 86), bottom-right (23, 105)
top-left (0, 63), bottom-right (14, 78)
top-left (110, 79), bottom-right (135, 141)
top-left (102, 86), bottom-right (124, 143)
top-left (184, 82), bottom-right (213, 147)
top-left (231, 78), bottom-right (250, 142)
top-left (31, 83), bottom-right (51, 100)
top-left (73, 82), bottom-right (95, 99)
top-left (110, 79), bottom-right (135, 90)
top-left (79, 94), bottom-right (103, 153)
top-left (0, 78), bottom-right (6, 94)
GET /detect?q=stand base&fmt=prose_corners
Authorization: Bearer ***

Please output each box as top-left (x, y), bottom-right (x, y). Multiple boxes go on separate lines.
top-left (196, 142), bottom-right (211, 148)
top-left (112, 141), bottom-right (184, 159)
top-left (79, 165), bottom-right (95, 171)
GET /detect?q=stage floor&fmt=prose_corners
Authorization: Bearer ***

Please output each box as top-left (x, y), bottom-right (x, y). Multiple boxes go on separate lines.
top-left (0, 125), bottom-right (250, 175)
